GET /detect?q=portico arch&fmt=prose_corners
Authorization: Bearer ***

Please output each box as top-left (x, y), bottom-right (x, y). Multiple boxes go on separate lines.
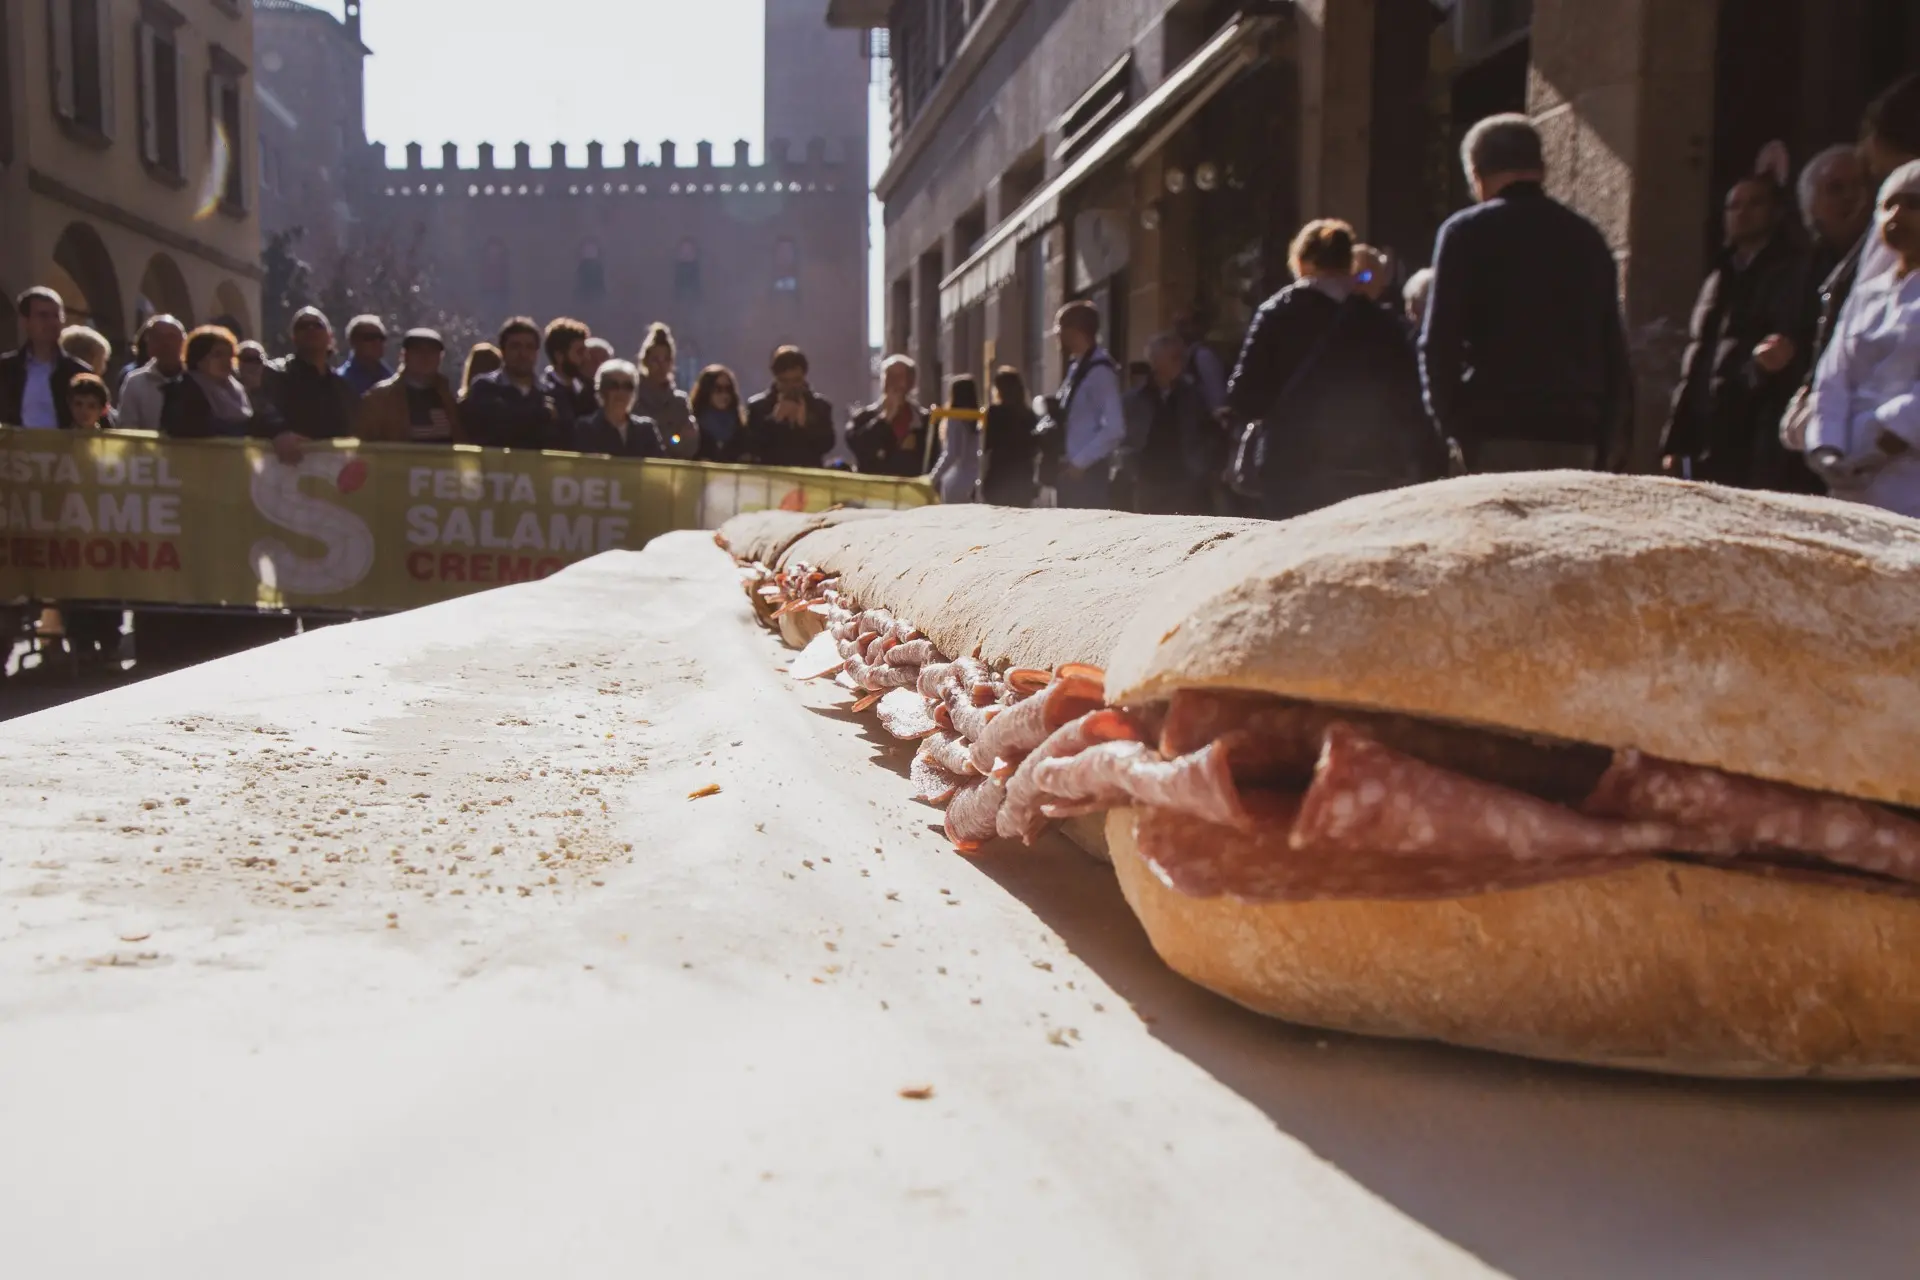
top-left (50, 220), bottom-right (125, 343)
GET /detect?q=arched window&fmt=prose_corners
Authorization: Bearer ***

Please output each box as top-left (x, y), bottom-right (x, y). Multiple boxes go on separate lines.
top-left (479, 239), bottom-right (510, 299)
top-left (773, 237), bottom-right (799, 293)
top-left (674, 237), bottom-right (700, 298)
top-left (575, 240), bottom-right (605, 301)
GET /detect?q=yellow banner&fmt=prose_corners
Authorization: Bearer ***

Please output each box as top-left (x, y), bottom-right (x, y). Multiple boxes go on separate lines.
top-left (0, 429), bottom-right (935, 612)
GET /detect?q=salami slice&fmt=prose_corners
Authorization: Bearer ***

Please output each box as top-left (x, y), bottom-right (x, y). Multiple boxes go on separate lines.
top-left (917, 662), bottom-right (955, 698)
top-left (947, 696), bottom-right (998, 745)
top-left (1029, 738), bottom-right (1248, 830)
top-left (1586, 750), bottom-right (1920, 884)
top-left (917, 731), bottom-right (978, 778)
top-left (790, 629), bottom-right (845, 681)
top-left (877, 687), bottom-right (939, 740)
top-left (944, 777), bottom-right (1008, 852)
top-left (860, 664), bottom-right (919, 693)
top-left (911, 753), bottom-right (966, 806)
top-left (997, 709), bottom-right (1149, 844)
top-left (885, 639), bottom-right (939, 668)
top-left (1135, 797), bottom-right (1642, 902)
top-left (968, 676), bottom-right (1109, 775)
top-left (1159, 690), bottom-right (1609, 804)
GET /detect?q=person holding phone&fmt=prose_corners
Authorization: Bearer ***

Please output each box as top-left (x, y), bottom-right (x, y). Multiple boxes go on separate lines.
top-left (743, 345), bottom-right (836, 468)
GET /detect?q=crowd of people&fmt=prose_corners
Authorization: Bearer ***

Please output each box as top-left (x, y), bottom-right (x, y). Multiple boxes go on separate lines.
top-left (873, 76), bottom-right (1920, 525)
top-left (6, 79), bottom-right (1920, 676)
top-left (0, 292), bottom-right (858, 477)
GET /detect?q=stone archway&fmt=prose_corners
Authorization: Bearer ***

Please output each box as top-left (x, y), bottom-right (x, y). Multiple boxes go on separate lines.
top-left (212, 280), bottom-right (252, 339)
top-left (50, 220), bottom-right (125, 344)
top-left (137, 252), bottom-right (196, 328)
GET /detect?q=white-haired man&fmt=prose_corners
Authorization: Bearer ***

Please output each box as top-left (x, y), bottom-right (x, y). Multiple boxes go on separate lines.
top-left (115, 314), bottom-right (188, 431)
top-left (1419, 113), bottom-right (1633, 474)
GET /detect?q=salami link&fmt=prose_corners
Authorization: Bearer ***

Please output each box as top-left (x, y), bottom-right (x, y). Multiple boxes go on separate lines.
top-left (997, 709), bottom-right (1149, 844)
top-left (876, 687), bottom-right (939, 740)
top-left (1585, 750), bottom-right (1920, 884)
top-left (944, 777), bottom-right (1008, 852)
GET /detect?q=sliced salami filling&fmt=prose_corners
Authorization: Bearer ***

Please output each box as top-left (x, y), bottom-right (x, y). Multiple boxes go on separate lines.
top-left (998, 709), bottom-right (1148, 843)
top-left (910, 752), bottom-right (966, 806)
top-left (1586, 750), bottom-right (1920, 881)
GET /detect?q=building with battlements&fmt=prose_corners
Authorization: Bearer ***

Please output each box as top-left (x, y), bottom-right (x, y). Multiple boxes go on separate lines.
top-left (254, 0), bottom-right (874, 416)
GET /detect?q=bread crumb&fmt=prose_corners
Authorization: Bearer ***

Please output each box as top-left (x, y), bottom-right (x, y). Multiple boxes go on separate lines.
top-left (898, 1084), bottom-right (935, 1100)
top-left (687, 783), bottom-right (722, 800)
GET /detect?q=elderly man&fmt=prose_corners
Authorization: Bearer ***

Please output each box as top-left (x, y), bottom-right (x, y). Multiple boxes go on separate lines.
top-left (116, 314), bottom-right (188, 430)
top-left (1420, 113), bottom-right (1633, 473)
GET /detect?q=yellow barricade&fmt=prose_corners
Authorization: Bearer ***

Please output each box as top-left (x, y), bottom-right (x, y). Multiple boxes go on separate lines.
top-left (0, 428), bottom-right (936, 613)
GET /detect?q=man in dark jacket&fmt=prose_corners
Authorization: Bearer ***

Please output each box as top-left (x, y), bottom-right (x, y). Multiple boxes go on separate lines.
top-left (463, 316), bottom-right (569, 450)
top-left (743, 345), bottom-right (835, 469)
top-left (1123, 334), bottom-right (1218, 514)
top-left (1420, 114), bottom-right (1633, 473)
top-left (1662, 177), bottom-right (1808, 488)
top-left (540, 316), bottom-right (597, 430)
top-left (846, 354), bottom-right (931, 475)
top-left (0, 287), bottom-right (92, 428)
top-left (258, 307), bottom-right (358, 463)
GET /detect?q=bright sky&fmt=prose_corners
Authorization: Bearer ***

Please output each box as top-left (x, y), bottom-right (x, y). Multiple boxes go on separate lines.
top-left (358, 0), bottom-right (887, 341)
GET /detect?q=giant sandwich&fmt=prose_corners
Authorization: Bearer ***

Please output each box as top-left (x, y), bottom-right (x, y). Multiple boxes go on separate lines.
top-left (719, 475), bottom-right (1920, 1077)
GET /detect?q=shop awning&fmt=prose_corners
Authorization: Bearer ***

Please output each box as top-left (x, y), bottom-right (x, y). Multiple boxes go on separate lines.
top-left (938, 13), bottom-right (1278, 320)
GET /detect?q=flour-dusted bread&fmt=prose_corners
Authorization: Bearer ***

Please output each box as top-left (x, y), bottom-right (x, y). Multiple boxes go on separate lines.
top-left (1107, 810), bottom-right (1920, 1078)
top-left (1106, 471), bottom-right (1920, 806)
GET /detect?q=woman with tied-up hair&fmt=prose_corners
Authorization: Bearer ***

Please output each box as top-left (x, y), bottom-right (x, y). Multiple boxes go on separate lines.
top-left (928, 374), bottom-right (985, 505)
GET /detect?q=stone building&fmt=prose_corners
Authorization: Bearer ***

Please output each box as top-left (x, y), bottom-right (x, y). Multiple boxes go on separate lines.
top-left (254, 0), bottom-right (874, 418)
top-left (0, 0), bottom-right (262, 353)
top-left (844, 0), bottom-right (1917, 464)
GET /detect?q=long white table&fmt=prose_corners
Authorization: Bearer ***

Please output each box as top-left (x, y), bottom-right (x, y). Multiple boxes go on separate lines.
top-left (3, 533), bottom-right (1916, 1278)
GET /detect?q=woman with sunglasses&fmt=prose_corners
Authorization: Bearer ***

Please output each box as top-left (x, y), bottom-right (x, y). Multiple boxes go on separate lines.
top-left (690, 364), bottom-right (746, 462)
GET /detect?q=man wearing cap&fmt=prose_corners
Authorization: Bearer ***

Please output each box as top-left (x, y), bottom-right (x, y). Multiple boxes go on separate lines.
top-left (339, 314), bottom-right (394, 398)
top-left (353, 329), bottom-right (464, 444)
top-left (258, 306), bottom-right (358, 463)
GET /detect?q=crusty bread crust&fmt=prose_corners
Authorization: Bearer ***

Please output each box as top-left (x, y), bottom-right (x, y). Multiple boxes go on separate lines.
top-left (1105, 474), bottom-right (1920, 807)
top-left (1107, 808), bottom-right (1920, 1078)
top-left (779, 505), bottom-right (1264, 669)
top-left (716, 508), bottom-right (900, 567)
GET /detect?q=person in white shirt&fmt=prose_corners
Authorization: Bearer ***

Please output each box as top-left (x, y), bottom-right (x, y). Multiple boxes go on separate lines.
top-left (0, 287), bottom-right (89, 428)
top-left (1052, 300), bottom-right (1125, 509)
top-left (115, 315), bottom-right (187, 431)
top-left (1807, 159), bottom-right (1920, 517)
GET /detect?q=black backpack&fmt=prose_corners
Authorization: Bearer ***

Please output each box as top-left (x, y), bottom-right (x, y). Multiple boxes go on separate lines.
top-left (1032, 351), bottom-right (1118, 488)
